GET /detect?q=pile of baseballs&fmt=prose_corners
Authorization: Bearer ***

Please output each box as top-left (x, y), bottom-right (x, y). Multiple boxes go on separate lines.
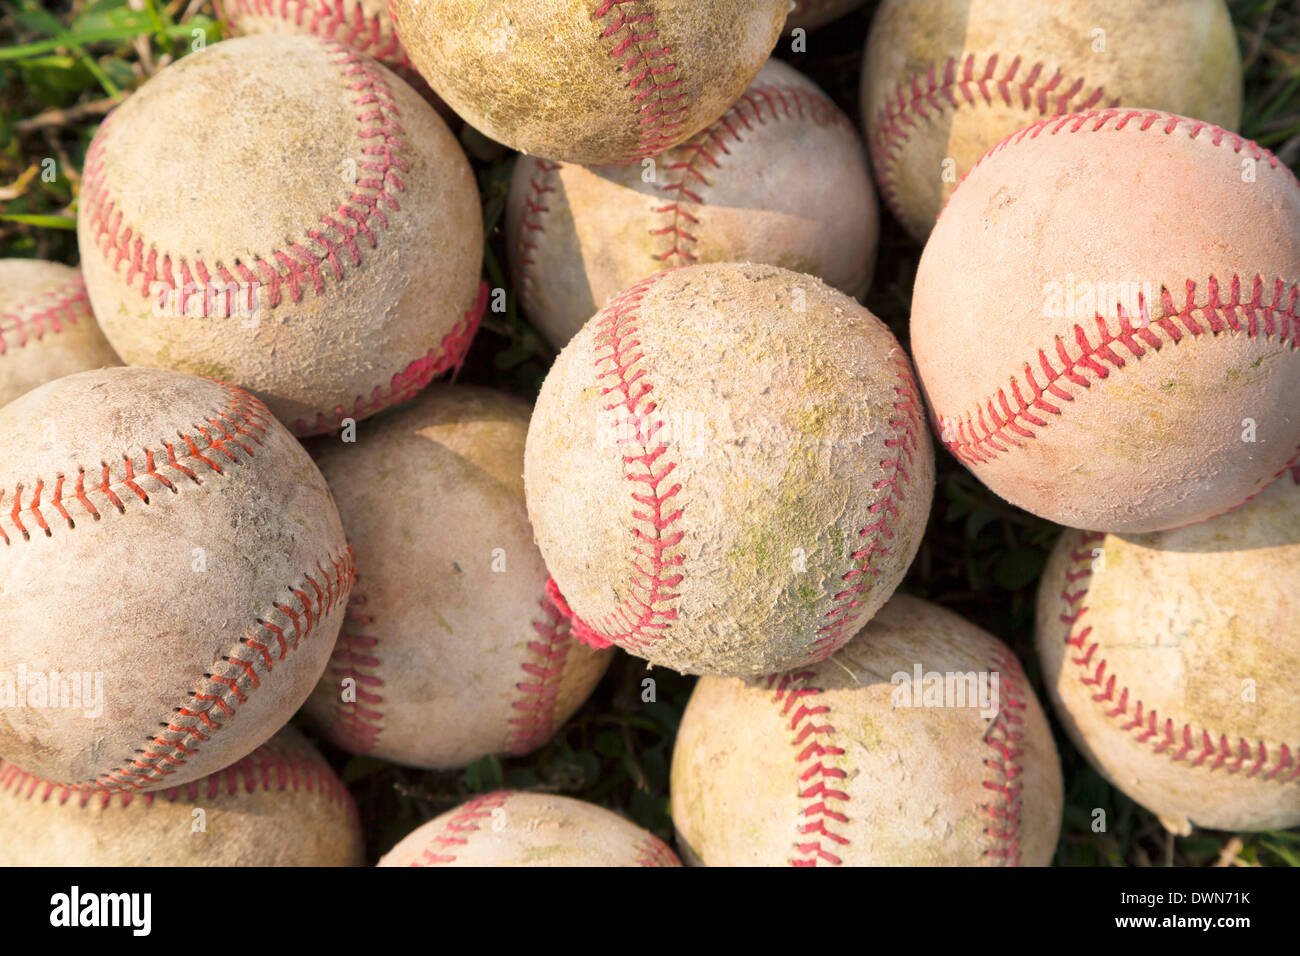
top-left (0, 0), bottom-right (1293, 868)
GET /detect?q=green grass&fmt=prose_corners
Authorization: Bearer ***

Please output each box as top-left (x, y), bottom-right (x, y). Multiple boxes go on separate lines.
top-left (2, 0), bottom-right (1298, 867)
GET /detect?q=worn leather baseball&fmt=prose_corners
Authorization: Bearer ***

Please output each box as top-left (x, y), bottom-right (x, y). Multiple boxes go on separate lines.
top-left (862, 0), bottom-right (1243, 239)
top-left (378, 790), bottom-right (681, 866)
top-left (1036, 469), bottom-right (1300, 835)
top-left (786, 0), bottom-right (866, 32)
top-left (0, 726), bottom-right (364, 865)
top-left (389, 0), bottom-right (789, 165)
top-left (671, 595), bottom-right (1064, 866)
top-left (0, 260), bottom-right (120, 408)
top-left (911, 111), bottom-right (1300, 533)
top-left (215, 0), bottom-right (446, 110)
top-left (0, 367), bottom-right (353, 792)
top-left (506, 59), bottom-right (879, 349)
top-left (76, 34), bottom-right (484, 436)
top-left (525, 263), bottom-right (934, 678)
top-left (304, 385), bottom-right (611, 769)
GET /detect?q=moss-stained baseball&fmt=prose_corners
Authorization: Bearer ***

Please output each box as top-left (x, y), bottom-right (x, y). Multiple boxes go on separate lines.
top-left (0, 259), bottom-right (121, 407)
top-left (1036, 471), bottom-right (1300, 836)
top-left (0, 368), bottom-right (352, 792)
top-left (912, 111), bottom-right (1300, 533)
top-left (0, 726), bottom-right (364, 866)
top-left (862, 0), bottom-right (1243, 239)
top-left (524, 263), bottom-right (935, 678)
top-left (389, 0), bottom-right (789, 166)
top-left (670, 595), bottom-right (1064, 866)
top-left (505, 59), bottom-right (880, 349)
top-left (303, 385), bottom-right (612, 769)
top-left (75, 35), bottom-right (483, 435)
top-left (378, 790), bottom-right (681, 866)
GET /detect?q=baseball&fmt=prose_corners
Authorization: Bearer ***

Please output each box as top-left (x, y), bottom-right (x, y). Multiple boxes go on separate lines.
top-left (378, 790), bottom-right (681, 866)
top-left (786, 0), bottom-right (867, 33)
top-left (304, 385), bottom-right (612, 768)
top-left (0, 259), bottom-right (120, 407)
top-left (525, 263), bottom-right (935, 678)
top-left (506, 59), bottom-right (879, 349)
top-left (670, 595), bottom-right (1064, 866)
top-left (0, 367), bottom-right (353, 791)
top-left (0, 726), bottom-right (364, 866)
top-left (862, 0), bottom-right (1243, 239)
top-left (388, 0), bottom-right (789, 166)
top-left (911, 111), bottom-right (1300, 533)
top-left (1036, 469), bottom-right (1300, 836)
top-left (76, 34), bottom-right (484, 436)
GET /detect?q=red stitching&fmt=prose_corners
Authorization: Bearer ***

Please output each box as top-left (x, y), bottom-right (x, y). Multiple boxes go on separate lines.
top-left (506, 597), bottom-right (574, 755)
top-left (1057, 529), bottom-right (1300, 785)
top-left (635, 833), bottom-right (682, 866)
top-left (869, 53), bottom-right (1115, 224)
top-left (551, 272), bottom-right (684, 652)
top-left (290, 279), bottom-right (488, 434)
top-left (0, 277), bottom-right (92, 356)
top-left (513, 160), bottom-right (562, 318)
top-left (53, 548), bottom-right (355, 793)
top-left (807, 355), bottom-right (925, 662)
top-left (0, 382), bottom-right (270, 546)
top-left (322, 589), bottom-right (384, 753)
top-left (982, 647), bottom-right (1028, 864)
top-left (594, 0), bottom-right (687, 164)
top-left (651, 82), bottom-right (849, 264)
top-left (220, 0), bottom-right (409, 67)
top-left (769, 670), bottom-right (849, 866)
top-left (412, 790), bottom-right (510, 865)
top-left (935, 113), bottom-right (1300, 467)
top-left (0, 734), bottom-right (353, 810)
top-left (83, 42), bottom-right (408, 319)
top-left (943, 274), bottom-right (1300, 465)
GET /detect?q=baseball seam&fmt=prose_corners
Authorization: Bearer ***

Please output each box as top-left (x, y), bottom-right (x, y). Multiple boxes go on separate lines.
top-left (594, 0), bottom-right (688, 164)
top-left (936, 112), bottom-right (1300, 468)
top-left (870, 53), bottom-right (1115, 224)
top-left (0, 278), bottom-right (93, 356)
top-left (634, 833), bottom-right (682, 866)
top-left (221, 0), bottom-right (409, 66)
top-left (512, 159), bottom-right (563, 319)
top-left (83, 42), bottom-right (405, 315)
top-left (506, 596), bottom-right (575, 755)
top-left (411, 790), bottom-right (510, 865)
top-left (652, 80), bottom-right (850, 264)
top-left (0, 382), bottom-right (270, 545)
top-left (1057, 531), bottom-right (1299, 783)
top-left (81, 546), bottom-right (356, 793)
top-left (82, 40), bottom-right (478, 433)
top-left (323, 588), bottom-right (385, 754)
top-left (290, 280), bottom-right (488, 434)
top-left (808, 355), bottom-right (925, 661)
top-left (770, 670), bottom-right (850, 866)
top-left (981, 647), bottom-right (1028, 864)
top-left (570, 271), bottom-right (685, 651)
top-left (0, 742), bottom-right (353, 810)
